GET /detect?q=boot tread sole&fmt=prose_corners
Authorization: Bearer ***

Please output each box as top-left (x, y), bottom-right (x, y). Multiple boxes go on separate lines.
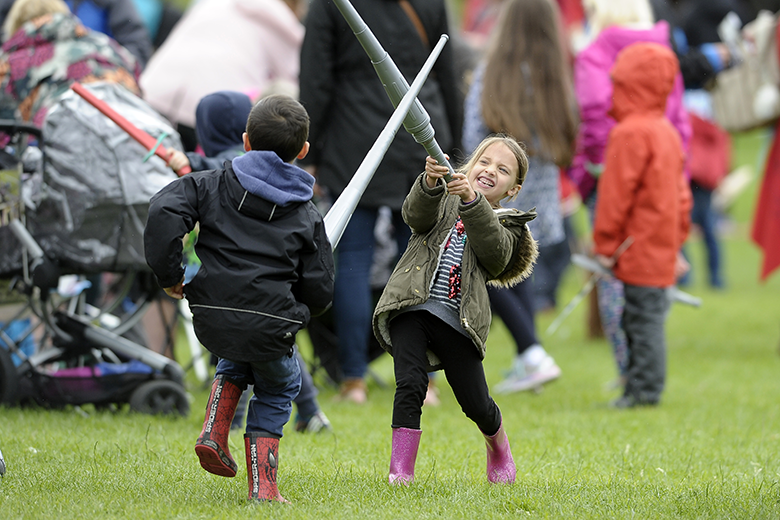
top-left (195, 443), bottom-right (237, 477)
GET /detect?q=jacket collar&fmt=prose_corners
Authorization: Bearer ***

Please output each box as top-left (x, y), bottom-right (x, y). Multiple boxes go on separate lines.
top-left (224, 163), bottom-right (302, 222)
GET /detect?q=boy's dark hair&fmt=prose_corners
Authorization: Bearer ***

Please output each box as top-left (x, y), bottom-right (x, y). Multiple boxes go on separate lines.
top-left (245, 95), bottom-right (309, 162)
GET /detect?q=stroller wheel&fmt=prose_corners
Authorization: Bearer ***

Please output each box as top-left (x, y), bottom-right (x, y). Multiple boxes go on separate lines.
top-left (129, 380), bottom-right (189, 417)
top-left (0, 347), bottom-right (18, 405)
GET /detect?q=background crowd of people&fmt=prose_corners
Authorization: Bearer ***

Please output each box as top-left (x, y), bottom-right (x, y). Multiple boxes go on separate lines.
top-left (0, 0), bottom-right (777, 414)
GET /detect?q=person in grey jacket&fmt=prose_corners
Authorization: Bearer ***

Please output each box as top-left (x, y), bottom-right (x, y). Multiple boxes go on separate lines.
top-left (144, 95), bottom-right (334, 503)
top-left (373, 135), bottom-right (538, 486)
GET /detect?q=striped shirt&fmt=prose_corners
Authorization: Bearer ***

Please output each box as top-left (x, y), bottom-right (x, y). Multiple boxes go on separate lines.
top-left (429, 217), bottom-right (466, 312)
top-left (390, 217), bottom-right (470, 338)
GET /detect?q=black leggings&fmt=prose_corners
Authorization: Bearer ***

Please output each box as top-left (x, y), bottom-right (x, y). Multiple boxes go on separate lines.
top-left (488, 277), bottom-right (538, 355)
top-left (388, 311), bottom-right (501, 435)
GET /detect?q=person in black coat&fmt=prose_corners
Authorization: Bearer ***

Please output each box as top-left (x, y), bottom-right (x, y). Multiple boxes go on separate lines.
top-left (144, 95), bottom-right (334, 503)
top-left (298, 0), bottom-right (462, 403)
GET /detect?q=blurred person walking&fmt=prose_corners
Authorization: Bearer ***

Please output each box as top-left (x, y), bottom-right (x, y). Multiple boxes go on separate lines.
top-left (667, 0), bottom-right (748, 289)
top-left (462, 0), bottom-right (579, 393)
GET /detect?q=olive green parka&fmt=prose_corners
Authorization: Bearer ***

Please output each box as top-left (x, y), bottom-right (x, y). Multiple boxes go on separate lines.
top-left (373, 173), bottom-right (539, 370)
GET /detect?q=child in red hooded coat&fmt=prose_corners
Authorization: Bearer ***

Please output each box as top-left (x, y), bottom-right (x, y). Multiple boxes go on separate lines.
top-left (593, 42), bottom-right (692, 408)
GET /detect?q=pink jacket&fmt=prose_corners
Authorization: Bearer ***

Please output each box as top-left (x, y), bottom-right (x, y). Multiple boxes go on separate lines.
top-left (139, 0), bottom-right (303, 128)
top-left (570, 21), bottom-right (690, 200)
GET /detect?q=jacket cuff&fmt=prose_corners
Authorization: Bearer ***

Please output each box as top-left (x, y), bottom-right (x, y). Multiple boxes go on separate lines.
top-left (156, 268), bottom-right (185, 289)
top-left (458, 192), bottom-right (485, 213)
top-left (417, 171), bottom-right (446, 197)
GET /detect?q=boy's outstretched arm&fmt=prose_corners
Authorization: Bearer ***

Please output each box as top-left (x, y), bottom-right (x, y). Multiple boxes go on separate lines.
top-left (144, 176), bottom-right (200, 291)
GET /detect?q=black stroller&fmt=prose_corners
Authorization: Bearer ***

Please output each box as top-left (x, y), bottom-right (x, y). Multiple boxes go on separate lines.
top-left (0, 83), bottom-right (190, 416)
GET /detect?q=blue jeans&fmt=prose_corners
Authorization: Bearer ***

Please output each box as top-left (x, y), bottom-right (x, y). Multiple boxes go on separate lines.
top-left (690, 183), bottom-right (722, 287)
top-left (334, 207), bottom-right (409, 379)
top-left (215, 354), bottom-right (301, 437)
top-left (230, 349), bottom-right (319, 429)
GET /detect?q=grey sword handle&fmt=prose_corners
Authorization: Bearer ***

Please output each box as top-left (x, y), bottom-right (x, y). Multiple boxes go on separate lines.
top-left (331, 0), bottom-right (455, 182)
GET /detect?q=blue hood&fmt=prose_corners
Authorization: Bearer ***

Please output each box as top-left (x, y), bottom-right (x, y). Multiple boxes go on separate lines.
top-left (232, 151), bottom-right (314, 206)
top-left (195, 91), bottom-right (252, 157)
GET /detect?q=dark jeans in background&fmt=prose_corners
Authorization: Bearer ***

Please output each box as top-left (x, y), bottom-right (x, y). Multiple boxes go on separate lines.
top-left (681, 182), bottom-right (723, 288)
top-left (622, 284), bottom-right (670, 404)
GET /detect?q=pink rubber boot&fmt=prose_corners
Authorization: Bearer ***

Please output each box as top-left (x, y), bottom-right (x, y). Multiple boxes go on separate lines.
top-left (483, 421), bottom-right (516, 483)
top-left (388, 427), bottom-right (422, 485)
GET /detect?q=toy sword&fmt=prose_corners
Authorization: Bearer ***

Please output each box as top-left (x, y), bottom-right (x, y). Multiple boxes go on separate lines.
top-left (324, 34), bottom-right (450, 248)
top-left (546, 244), bottom-right (702, 335)
top-left (331, 0), bottom-right (455, 182)
top-left (546, 236), bottom-right (634, 335)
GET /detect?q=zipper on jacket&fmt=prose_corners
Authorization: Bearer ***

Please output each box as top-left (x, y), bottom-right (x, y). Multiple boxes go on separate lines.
top-left (190, 303), bottom-right (303, 325)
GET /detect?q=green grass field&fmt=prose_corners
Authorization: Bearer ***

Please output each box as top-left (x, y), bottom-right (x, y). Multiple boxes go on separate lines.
top-left (1, 130), bottom-right (779, 518)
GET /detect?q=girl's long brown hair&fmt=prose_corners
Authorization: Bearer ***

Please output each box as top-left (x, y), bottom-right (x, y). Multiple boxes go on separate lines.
top-left (480, 0), bottom-right (579, 166)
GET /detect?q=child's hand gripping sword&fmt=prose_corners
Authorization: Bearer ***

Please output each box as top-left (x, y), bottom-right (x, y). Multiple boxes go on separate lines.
top-left (323, 32), bottom-right (450, 248)
top-left (70, 82), bottom-right (191, 176)
top-left (330, 0), bottom-right (455, 183)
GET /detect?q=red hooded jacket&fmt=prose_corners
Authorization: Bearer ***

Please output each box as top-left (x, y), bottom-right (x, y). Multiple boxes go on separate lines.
top-left (594, 42), bottom-right (692, 288)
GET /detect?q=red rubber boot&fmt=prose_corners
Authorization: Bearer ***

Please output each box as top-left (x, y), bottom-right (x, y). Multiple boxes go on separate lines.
top-left (195, 375), bottom-right (242, 477)
top-left (245, 432), bottom-right (289, 503)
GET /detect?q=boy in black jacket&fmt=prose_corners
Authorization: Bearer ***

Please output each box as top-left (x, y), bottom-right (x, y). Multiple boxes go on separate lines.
top-left (144, 95), bottom-right (334, 503)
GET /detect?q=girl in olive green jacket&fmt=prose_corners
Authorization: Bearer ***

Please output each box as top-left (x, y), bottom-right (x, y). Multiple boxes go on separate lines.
top-left (373, 135), bottom-right (538, 485)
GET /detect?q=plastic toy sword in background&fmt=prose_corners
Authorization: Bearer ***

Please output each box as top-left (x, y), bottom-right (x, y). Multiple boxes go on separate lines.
top-left (331, 0), bottom-right (455, 182)
top-left (69, 82), bottom-right (191, 176)
top-left (324, 34), bottom-right (450, 248)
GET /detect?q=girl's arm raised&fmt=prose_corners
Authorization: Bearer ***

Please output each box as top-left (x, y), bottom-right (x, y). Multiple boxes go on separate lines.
top-left (402, 172), bottom-right (447, 235)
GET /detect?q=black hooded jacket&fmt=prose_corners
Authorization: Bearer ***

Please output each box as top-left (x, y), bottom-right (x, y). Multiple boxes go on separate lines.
top-left (144, 151), bottom-right (334, 362)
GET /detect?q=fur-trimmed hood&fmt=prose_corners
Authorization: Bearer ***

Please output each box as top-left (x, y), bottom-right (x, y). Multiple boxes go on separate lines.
top-left (487, 207), bottom-right (539, 288)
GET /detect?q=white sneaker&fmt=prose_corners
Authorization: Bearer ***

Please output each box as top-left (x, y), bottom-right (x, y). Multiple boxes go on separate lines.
top-left (295, 411), bottom-right (332, 433)
top-left (493, 355), bottom-right (561, 394)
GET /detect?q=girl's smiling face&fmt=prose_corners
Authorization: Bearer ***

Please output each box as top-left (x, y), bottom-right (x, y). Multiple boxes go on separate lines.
top-left (467, 142), bottom-right (521, 207)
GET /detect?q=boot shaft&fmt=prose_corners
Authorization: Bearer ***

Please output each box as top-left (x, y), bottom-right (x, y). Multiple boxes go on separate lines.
top-left (483, 422), bottom-right (516, 484)
top-left (202, 375), bottom-right (243, 441)
top-left (195, 375), bottom-right (242, 478)
top-left (245, 432), bottom-right (287, 502)
top-left (389, 427), bottom-right (422, 485)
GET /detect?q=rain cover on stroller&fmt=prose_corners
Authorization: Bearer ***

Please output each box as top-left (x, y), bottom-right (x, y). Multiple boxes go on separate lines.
top-left (0, 82), bottom-right (182, 276)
